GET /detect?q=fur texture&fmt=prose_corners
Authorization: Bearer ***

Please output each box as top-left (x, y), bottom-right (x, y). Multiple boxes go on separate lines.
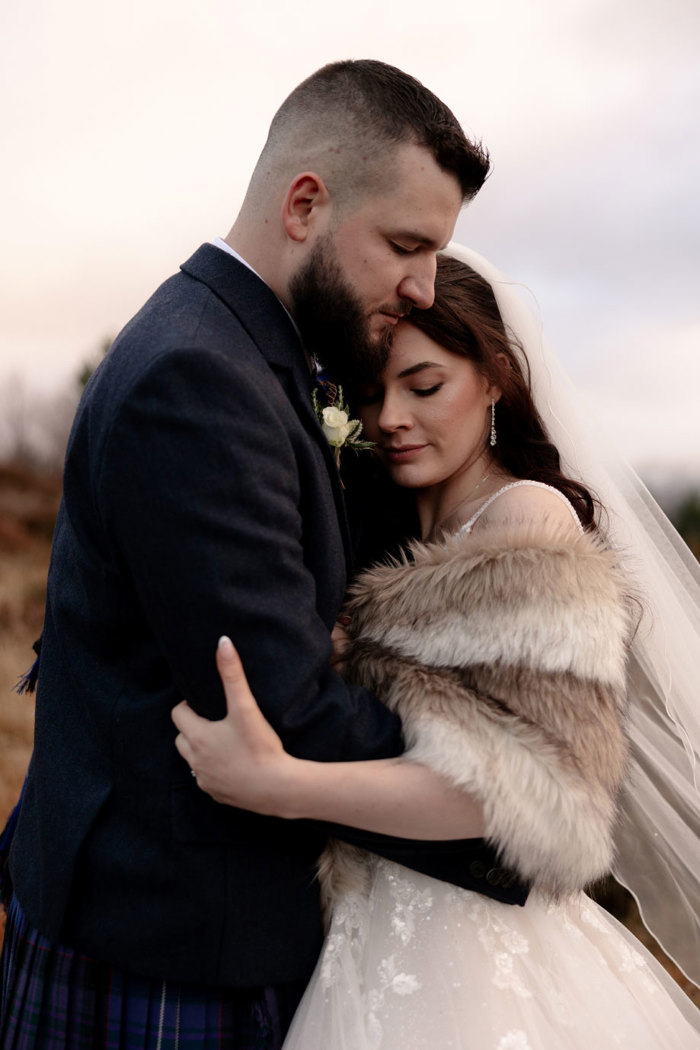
top-left (322, 521), bottom-right (632, 908)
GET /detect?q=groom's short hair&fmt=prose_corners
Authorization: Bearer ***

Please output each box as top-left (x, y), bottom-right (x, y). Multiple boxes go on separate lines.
top-left (247, 59), bottom-right (489, 209)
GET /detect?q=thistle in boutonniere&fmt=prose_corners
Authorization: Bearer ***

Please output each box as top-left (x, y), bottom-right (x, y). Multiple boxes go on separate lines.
top-left (312, 382), bottom-right (375, 467)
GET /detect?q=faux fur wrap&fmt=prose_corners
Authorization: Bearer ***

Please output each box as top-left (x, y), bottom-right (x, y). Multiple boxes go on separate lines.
top-left (322, 521), bottom-right (631, 906)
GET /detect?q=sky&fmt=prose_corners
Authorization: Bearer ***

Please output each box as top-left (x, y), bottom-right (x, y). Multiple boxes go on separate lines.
top-left (1, 0), bottom-right (698, 485)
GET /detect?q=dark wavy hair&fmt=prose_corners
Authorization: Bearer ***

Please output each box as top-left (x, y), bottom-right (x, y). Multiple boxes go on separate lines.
top-left (408, 255), bottom-right (597, 529)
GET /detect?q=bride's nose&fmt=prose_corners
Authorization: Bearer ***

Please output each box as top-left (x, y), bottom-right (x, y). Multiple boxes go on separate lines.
top-left (377, 389), bottom-right (413, 432)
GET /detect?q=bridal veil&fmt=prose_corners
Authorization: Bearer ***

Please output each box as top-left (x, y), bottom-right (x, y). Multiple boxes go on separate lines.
top-left (446, 243), bottom-right (700, 987)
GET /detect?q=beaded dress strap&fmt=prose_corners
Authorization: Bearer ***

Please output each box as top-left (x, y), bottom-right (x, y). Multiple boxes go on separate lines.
top-left (458, 480), bottom-right (584, 536)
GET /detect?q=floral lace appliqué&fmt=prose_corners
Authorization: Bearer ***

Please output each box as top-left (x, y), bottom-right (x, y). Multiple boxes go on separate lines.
top-left (365, 952), bottom-right (421, 1049)
top-left (384, 863), bottom-right (434, 946)
top-left (460, 893), bottom-right (533, 999)
top-left (319, 889), bottom-right (369, 990)
top-left (377, 954), bottom-right (421, 996)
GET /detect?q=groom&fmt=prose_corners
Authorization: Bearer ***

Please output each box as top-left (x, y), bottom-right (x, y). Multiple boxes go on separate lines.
top-left (3, 60), bottom-right (527, 1046)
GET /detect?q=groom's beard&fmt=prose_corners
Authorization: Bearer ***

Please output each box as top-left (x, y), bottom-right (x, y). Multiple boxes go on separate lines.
top-left (289, 236), bottom-right (395, 385)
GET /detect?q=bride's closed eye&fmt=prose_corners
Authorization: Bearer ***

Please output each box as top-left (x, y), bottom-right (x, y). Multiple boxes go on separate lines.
top-left (413, 384), bottom-right (443, 397)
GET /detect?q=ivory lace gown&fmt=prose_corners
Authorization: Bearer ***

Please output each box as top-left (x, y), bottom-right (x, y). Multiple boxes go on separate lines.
top-left (282, 856), bottom-right (700, 1049)
top-left (284, 485), bottom-right (700, 1049)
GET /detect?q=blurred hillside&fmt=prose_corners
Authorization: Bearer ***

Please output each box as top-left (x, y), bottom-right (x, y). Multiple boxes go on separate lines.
top-left (0, 460), bottom-right (60, 831)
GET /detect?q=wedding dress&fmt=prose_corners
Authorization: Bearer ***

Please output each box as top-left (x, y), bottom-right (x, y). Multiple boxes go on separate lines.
top-left (286, 240), bottom-right (700, 1047)
top-left (282, 856), bottom-right (700, 1049)
top-left (282, 485), bottom-right (700, 1049)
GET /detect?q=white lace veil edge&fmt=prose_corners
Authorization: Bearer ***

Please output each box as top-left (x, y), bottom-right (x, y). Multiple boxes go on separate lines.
top-left (445, 242), bottom-right (700, 988)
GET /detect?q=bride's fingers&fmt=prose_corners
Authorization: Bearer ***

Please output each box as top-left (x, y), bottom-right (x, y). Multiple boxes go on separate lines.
top-left (170, 637), bottom-right (284, 795)
top-left (173, 730), bottom-right (194, 767)
top-left (170, 700), bottom-right (208, 753)
top-left (215, 635), bottom-right (261, 720)
top-left (171, 699), bottom-right (197, 734)
top-left (171, 701), bottom-right (210, 772)
top-left (214, 636), bottom-right (284, 756)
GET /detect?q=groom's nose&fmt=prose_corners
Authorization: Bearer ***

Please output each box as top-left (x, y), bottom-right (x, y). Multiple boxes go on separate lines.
top-left (397, 254), bottom-right (437, 310)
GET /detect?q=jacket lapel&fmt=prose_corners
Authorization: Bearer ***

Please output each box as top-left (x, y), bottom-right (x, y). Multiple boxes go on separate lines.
top-left (180, 245), bottom-right (353, 580)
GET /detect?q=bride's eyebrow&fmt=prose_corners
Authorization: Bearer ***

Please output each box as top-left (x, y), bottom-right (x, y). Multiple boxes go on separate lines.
top-left (397, 361), bottom-right (442, 379)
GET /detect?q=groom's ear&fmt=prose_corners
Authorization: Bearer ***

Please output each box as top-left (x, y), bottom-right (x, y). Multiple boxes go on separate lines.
top-left (281, 173), bottom-right (330, 243)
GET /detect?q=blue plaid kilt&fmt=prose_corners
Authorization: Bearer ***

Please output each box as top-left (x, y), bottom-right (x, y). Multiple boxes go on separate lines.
top-left (0, 896), bottom-right (306, 1049)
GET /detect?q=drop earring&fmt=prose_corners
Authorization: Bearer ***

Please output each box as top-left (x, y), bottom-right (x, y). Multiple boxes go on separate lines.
top-left (490, 398), bottom-right (497, 447)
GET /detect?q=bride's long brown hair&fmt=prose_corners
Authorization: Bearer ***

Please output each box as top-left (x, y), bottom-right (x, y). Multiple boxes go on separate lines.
top-left (409, 254), bottom-right (597, 529)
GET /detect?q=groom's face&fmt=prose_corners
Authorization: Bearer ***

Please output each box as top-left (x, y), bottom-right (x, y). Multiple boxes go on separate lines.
top-left (289, 142), bottom-right (462, 383)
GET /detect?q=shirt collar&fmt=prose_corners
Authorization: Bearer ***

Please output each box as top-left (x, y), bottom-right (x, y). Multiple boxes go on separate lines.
top-left (211, 237), bottom-right (307, 359)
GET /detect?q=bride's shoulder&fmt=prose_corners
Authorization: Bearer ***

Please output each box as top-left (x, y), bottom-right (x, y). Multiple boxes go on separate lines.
top-left (469, 481), bottom-right (583, 538)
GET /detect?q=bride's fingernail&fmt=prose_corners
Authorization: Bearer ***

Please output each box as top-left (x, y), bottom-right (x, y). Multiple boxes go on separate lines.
top-left (218, 635), bottom-right (234, 655)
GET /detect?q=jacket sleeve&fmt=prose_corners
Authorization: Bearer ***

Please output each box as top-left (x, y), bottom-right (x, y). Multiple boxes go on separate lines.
top-left (95, 345), bottom-right (529, 901)
top-left (96, 344), bottom-right (402, 763)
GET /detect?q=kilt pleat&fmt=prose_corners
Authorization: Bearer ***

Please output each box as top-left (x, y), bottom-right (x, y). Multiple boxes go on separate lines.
top-left (1, 896), bottom-right (305, 1049)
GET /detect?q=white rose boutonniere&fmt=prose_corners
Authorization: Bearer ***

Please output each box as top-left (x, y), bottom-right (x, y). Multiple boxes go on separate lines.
top-left (312, 382), bottom-right (375, 467)
top-left (320, 405), bottom-right (353, 447)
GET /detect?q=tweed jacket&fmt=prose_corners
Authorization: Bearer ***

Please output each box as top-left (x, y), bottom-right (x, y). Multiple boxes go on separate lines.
top-left (9, 246), bottom-right (525, 989)
top-left (322, 519), bottom-right (632, 905)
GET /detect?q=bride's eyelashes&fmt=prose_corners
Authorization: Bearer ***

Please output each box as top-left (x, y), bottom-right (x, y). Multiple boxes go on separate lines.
top-left (356, 382), bottom-right (443, 406)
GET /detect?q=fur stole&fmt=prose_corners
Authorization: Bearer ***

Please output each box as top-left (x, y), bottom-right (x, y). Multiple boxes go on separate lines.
top-left (321, 520), bottom-right (632, 910)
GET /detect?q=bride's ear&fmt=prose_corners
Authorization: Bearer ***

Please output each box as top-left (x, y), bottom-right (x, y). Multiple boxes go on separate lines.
top-left (484, 375), bottom-right (502, 405)
top-left (487, 352), bottom-right (510, 403)
top-left (281, 173), bottom-right (330, 243)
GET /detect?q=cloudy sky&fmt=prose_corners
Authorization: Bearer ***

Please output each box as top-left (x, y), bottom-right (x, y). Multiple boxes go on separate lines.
top-left (1, 0), bottom-right (698, 483)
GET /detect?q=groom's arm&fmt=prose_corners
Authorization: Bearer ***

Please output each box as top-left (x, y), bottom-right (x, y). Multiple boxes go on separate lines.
top-left (320, 825), bottom-right (529, 904)
top-left (98, 343), bottom-right (403, 761)
top-left (99, 342), bottom-right (527, 901)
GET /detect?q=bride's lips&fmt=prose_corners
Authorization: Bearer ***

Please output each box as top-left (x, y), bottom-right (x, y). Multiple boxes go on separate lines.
top-left (382, 444), bottom-right (427, 463)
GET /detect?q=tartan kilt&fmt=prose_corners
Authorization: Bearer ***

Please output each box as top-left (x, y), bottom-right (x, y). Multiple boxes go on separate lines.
top-left (0, 895), bottom-right (306, 1049)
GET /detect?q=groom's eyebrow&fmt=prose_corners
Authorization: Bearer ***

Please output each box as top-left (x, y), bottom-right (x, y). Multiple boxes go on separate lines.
top-left (397, 361), bottom-right (441, 378)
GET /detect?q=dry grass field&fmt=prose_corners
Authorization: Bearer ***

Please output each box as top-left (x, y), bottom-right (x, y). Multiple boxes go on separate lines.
top-left (0, 463), bottom-right (58, 818)
top-left (0, 462), bottom-right (60, 938)
top-left (0, 461), bottom-right (697, 1006)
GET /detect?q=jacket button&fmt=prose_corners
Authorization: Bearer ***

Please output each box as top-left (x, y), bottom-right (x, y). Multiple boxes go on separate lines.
top-left (486, 868), bottom-right (502, 886)
top-left (501, 873), bottom-right (516, 889)
top-left (469, 860), bottom-right (486, 879)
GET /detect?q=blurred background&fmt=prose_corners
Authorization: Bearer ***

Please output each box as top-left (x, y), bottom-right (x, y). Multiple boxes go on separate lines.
top-left (0, 0), bottom-right (698, 998)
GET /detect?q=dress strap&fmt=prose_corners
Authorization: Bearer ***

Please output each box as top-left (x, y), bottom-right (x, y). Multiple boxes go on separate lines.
top-left (458, 480), bottom-right (584, 535)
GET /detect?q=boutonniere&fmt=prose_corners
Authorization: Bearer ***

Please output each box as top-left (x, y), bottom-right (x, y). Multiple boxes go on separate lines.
top-left (312, 381), bottom-right (375, 468)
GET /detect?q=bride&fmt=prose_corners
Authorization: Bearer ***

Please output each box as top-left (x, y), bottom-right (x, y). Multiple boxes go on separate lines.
top-left (173, 246), bottom-right (700, 1048)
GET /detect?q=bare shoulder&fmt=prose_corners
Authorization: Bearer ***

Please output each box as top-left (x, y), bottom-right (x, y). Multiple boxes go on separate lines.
top-left (472, 483), bottom-right (582, 536)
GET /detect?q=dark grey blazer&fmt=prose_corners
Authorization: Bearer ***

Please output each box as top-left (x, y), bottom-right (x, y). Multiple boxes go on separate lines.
top-left (10, 246), bottom-right (527, 988)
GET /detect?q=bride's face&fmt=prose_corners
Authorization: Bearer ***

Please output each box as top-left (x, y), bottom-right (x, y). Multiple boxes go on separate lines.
top-left (358, 322), bottom-right (497, 490)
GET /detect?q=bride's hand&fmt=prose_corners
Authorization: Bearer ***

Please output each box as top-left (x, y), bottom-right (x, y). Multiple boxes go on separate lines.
top-left (171, 636), bottom-right (297, 815)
